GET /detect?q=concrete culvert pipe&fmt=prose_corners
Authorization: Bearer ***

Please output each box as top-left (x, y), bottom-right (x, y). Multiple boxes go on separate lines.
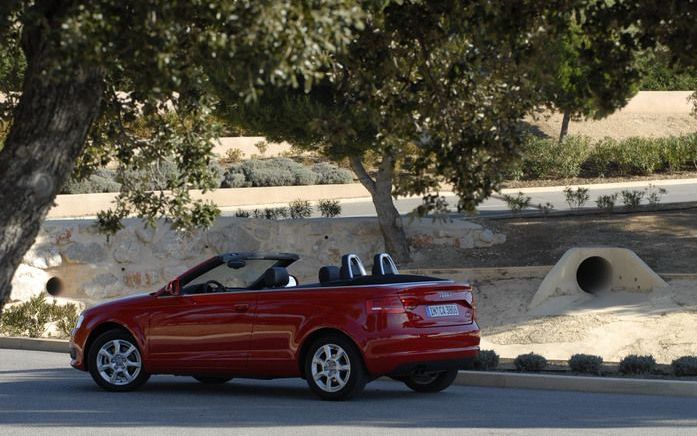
top-left (576, 256), bottom-right (612, 294)
top-left (46, 276), bottom-right (64, 297)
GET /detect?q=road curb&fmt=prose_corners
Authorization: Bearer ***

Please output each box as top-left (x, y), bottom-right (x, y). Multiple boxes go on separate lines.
top-left (455, 371), bottom-right (697, 397)
top-left (0, 336), bottom-right (69, 353)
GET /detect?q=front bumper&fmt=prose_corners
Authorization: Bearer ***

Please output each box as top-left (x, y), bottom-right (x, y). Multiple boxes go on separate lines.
top-left (69, 328), bottom-right (87, 371)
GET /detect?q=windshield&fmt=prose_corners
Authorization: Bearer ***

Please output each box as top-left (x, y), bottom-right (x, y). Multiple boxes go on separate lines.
top-left (182, 259), bottom-right (278, 293)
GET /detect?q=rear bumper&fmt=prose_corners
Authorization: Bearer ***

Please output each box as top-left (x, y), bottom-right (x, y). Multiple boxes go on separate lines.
top-left (362, 324), bottom-right (480, 375)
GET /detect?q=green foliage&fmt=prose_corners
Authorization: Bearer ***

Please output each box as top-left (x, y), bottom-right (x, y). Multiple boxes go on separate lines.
top-left (0, 294), bottom-right (79, 338)
top-left (568, 354), bottom-right (604, 375)
top-left (317, 199), bottom-right (342, 218)
top-left (234, 209), bottom-right (250, 218)
top-left (312, 162), bottom-right (354, 184)
top-left (519, 136), bottom-right (591, 179)
top-left (620, 190), bottom-right (645, 209)
top-left (288, 200), bottom-right (312, 219)
top-left (563, 187), bottom-right (590, 209)
top-left (514, 353), bottom-right (548, 372)
top-left (619, 354), bottom-right (656, 375)
top-left (671, 356), bottom-right (697, 377)
top-left (645, 184), bottom-right (667, 206)
top-left (637, 48), bottom-right (697, 91)
top-left (219, 148), bottom-right (244, 165)
top-left (473, 350), bottom-right (500, 371)
top-left (61, 168), bottom-right (121, 194)
top-left (502, 192), bottom-right (531, 214)
top-left (515, 134), bottom-right (697, 180)
top-left (537, 202), bottom-right (554, 215)
top-left (595, 193), bottom-right (618, 211)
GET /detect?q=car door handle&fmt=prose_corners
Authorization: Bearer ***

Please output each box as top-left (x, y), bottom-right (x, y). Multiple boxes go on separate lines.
top-left (234, 304), bottom-right (249, 313)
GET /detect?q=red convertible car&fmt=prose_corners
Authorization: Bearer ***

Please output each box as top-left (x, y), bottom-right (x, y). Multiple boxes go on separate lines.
top-left (70, 252), bottom-right (479, 400)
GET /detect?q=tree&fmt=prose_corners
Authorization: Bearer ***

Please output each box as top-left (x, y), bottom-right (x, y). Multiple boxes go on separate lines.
top-left (0, 0), bottom-right (364, 310)
top-left (219, 1), bottom-right (642, 263)
top-left (538, 15), bottom-right (640, 142)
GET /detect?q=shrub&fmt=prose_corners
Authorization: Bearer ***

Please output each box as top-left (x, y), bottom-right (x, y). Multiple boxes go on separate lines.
top-left (0, 294), bottom-right (80, 339)
top-left (317, 199), bottom-right (342, 217)
top-left (312, 162), bottom-right (354, 184)
top-left (61, 168), bottom-right (121, 194)
top-left (645, 184), bottom-right (667, 207)
top-left (473, 350), bottom-right (500, 371)
top-left (519, 136), bottom-right (590, 179)
top-left (595, 193), bottom-right (618, 211)
top-left (620, 190), bottom-right (644, 209)
top-left (263, 207), bottom-right (289, 220)
top-left (671, 356), bottom-right (697, 377)
top-left (568, 354), bottom-right (604, 375)
top-left (537, 202), bottom-right (554, 215)
top-left (254, 140), bottom-right (269, 155)
top-left (502, 192), bottom-right (531, 214)
top-left (234, 209), bottom-right (250, 218)
top-left (619, 354), bottom-right (656, 375)
top-left (288, 200), bottom-right (313, 219)
top-left (219, 148), bottom-right (244, 165)
top-left (222, 158), bottom-right (319, 188)
top-left (564, 187), bottom-right (590, 209)
top-left (514, 353), bottom-right (548, 372)
top-left (220, 172), bottom-right (247, 188)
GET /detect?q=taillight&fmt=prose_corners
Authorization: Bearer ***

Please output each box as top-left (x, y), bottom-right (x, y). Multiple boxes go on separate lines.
top-left (367, 296), bottom-right (406, 314)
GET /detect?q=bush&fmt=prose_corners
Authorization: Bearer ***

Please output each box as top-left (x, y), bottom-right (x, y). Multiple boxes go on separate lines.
top-left (514, 353), bottom-right (548, 372)
top-left (563, 187), bottom-right (590, 209)
top-left (221, 157), bottom-right (319, 188)
top-left (502, 192), bottom-right (531, 213)
top-left (317, 199), bottom-right (342, 217)
top-left (220, 172), bottom-right (247, 188)
top-left (0, 294), bottom-right (80, 338)
top-left (519, 136), bottom-right (590, 179)
top-left (645, 184), bottom-right (667, 206)
top-left (61, 168), bottom-right (121, 194)
top-left (219, 148), bottom-right (244, 165)
top-left (595, 193), bottom-right (618, 211)
top-left (671, 356), bottom-right (697, 377)
top-left (619, 354), bottom-right (656, 375)
top-left (312, 162), bottom-right (354, 184)
top-left (473, 350), bottom-right (500, 371)
top-left (620, 190), bottom-right (645, 209)
top-left (288, 200), bottom-right (313, 219)
top-left (568, 354), bottom-right (604, 375)
top-left (234, 209), bottom-right (250, 218)
top-left (263, 207), bottom-right (289, 220)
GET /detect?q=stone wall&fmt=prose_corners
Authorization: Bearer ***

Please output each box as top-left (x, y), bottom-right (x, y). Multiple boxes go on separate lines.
top-left (12, 216), bottom-right (505, 305)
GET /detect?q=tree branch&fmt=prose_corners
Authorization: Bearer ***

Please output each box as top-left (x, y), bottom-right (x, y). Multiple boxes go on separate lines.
top-left (349, 155), bottom-right (376, 196)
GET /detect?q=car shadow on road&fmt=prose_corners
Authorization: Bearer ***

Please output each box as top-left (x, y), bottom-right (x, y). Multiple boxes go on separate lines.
top-left (1, 366), bottom-right (697, 430)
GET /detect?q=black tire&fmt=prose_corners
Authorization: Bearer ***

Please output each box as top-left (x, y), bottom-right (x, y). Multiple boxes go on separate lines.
top-left (304, 333), bottom-right (367, 401)
top-left (87, 329), bottom-right (150, 392)
top-left (193, 376), bottom-right (233, 384)
top-left (403, 369), bottom-right (458, 393)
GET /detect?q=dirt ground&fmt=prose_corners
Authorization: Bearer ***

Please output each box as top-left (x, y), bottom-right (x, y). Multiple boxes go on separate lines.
top-left (410, 209), bottom-right (697, 274)
top-left (475, 277), bottom-right (697, 363)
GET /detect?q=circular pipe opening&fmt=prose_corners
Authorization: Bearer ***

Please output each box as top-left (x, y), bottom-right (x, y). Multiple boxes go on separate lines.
top-left (46, 276), bottom-right (64, 297)
top-left (576, 256), bottom-right (612, 294)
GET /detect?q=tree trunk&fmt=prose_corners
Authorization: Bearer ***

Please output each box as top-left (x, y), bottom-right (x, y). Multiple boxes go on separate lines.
top-left (559, 109), bottom-right (571, 142)
top-left (350, 154), bottom-right (412, 264)
top-left (0, 20), bottom-right (104, 311)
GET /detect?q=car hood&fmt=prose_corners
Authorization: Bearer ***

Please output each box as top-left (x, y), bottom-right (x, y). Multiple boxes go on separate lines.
top-left (85, 292), bottom-right (153, 314)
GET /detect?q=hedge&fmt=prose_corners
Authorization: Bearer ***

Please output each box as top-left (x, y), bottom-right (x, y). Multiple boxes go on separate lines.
top-left (221, 157), bottom-right (353, 188)
top-left (514, 133), bottom-right (697, 180)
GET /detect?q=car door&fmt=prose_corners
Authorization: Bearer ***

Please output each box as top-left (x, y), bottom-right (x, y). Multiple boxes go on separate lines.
top-left (146, 291), bottom-right (256, 373)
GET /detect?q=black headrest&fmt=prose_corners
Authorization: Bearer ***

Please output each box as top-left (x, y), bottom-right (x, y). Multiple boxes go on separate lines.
top-left (319, 266), bottom-right (340, 284)
top-left (264, 266), bottom-right (289, 288)
top-left (372, 253), bottom-right (399, 276)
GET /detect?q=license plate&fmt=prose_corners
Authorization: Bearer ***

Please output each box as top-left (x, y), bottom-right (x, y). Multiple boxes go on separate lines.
top-left (427, 304), bottom-right (459, 318)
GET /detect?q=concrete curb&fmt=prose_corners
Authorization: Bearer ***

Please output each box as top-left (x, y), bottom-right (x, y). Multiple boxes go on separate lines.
top-left (455, 371), bottom-right (697, 397)
top-left (0, 336), bottom-right (69, 353)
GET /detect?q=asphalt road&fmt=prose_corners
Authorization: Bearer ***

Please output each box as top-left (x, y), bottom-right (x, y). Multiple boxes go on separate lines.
top-left (220, 180), bottom-right (697, 218)
top-left (1, 349), bottom-right (697, 435)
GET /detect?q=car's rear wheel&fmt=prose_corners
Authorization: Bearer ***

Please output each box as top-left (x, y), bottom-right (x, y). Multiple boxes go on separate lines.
top-left (193, 376), bottom-right (233, 384)
top-left (403, 369), bottom-right (458, 393)
top-left (88, 330), bottom-right (150, 392)
top-left (304, 334), bottom-right (366, 401)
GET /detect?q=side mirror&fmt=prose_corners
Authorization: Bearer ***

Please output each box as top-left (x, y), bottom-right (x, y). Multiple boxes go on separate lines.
top-left (286, 275), bottom-right (298, 287)
top-left (164, 279), bottom-right (180, 295)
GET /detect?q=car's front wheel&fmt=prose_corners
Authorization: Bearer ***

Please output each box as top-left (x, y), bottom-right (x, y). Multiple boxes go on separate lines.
top-left (304, 334), bottom-right (366, 401)
top-left (403, 369), bottom-right (458, 393)
top-left (87, 330), bottom-right (150, 392)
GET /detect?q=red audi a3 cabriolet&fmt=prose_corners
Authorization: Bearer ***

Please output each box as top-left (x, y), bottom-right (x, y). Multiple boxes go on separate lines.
top-left (70, 252), bottom-right (480, 400)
